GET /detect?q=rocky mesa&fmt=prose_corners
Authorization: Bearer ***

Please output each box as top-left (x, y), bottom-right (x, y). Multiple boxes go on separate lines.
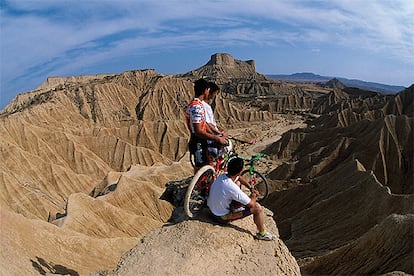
top-left (0, 53), bottom-right (413, 275)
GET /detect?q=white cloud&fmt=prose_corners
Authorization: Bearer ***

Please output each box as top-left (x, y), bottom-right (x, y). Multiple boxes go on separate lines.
top-left (1, 0), bottom-right (413, 108)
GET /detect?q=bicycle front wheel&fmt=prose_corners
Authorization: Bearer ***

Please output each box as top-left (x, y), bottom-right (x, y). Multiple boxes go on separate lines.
top-left (184, 165), bottom-right (215, 218)
top-left (241, 170), bottom-right (269, 203)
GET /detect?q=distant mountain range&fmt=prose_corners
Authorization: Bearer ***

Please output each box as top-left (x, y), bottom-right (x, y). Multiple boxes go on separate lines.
top-left (267, 73), bottom-right (406, 94)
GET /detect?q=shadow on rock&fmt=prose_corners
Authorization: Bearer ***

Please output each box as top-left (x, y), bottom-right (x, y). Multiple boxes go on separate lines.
top-left (31, 256), bottom-right (79, 276)
top-left (160, 177), bottom-right (255, 236)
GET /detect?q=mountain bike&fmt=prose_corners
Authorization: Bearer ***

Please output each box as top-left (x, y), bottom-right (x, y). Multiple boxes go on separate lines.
top-left (184, 138), bottom-right (269, 218)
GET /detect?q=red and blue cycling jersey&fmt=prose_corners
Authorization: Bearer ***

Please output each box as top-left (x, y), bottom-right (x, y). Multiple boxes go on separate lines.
top-left (186, 98), bottom-right (207, 134)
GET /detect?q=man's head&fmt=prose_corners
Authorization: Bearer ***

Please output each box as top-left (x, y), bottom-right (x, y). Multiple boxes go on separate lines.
top-left (194, 78), bottom-right (210, 97)
top-left (208, 82), bottom-right (219, 101)
top-left (227, 157), bottom-right (244, 177)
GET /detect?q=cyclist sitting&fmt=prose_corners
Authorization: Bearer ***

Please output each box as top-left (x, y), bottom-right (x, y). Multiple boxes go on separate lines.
top-left (207, 157), bottom-right (275, 241)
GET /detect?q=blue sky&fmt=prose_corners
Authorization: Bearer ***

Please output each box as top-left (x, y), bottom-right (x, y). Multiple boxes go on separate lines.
top-left (1, 0), bottom-right (413, 109)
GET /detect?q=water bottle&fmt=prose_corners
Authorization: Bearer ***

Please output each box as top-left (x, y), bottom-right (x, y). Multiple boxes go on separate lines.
top-left (195, 142), bottom-right (203, 163)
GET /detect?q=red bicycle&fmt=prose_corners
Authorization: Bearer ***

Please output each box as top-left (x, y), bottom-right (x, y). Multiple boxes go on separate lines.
top-left (184, 138), bottom-right (269, 218)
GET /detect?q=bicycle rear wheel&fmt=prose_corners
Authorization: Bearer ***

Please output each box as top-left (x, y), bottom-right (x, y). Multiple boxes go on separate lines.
top-left (184, 165), bottom-right (215, 218)
top-left (241, 170), bottom-right (269, 203)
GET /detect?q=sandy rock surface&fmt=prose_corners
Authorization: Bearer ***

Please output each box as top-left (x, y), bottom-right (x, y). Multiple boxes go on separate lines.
top-left (95, 208), bottom-right (300, 276)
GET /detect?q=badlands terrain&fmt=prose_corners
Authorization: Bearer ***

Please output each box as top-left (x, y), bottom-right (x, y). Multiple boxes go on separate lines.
top-left (0, 53), bottom-right (413, 275)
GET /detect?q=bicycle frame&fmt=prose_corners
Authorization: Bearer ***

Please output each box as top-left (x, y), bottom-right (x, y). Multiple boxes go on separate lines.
top-left (241, 152), bottom-right (265, 189)
top-left (184, 139), bottom-right (269, 218)
top-left (190, 138), bottom-right (264, 184)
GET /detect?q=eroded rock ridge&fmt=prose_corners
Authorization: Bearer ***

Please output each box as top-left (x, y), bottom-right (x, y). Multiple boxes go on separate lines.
top-left (0, 53), bottom-right (412, 275)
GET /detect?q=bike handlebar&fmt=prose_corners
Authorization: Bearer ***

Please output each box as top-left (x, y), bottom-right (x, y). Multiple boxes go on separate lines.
top-left (225, 136), bottom-right (266, 164)
top-left (240, 152), bottom-right (265, 164)
top-left (227, 136), bottom-right (250, 144)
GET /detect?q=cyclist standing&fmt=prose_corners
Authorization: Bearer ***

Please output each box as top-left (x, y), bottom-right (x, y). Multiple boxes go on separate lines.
top-left (186, 79), bottom-right (227, 173)
top-left (202, 82), bottom-right (228, 159)
top-left (204, 82), bottom-right (226, 136)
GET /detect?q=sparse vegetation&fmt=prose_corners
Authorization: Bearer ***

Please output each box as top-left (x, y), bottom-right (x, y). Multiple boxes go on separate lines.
top-left (0, 90), bottom-right (53, 117)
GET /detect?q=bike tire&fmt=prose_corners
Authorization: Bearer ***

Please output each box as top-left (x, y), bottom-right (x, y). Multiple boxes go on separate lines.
top-left (184, 165), bottom-right (215, 218)
top-left (241, 170), bottom-right (269, 203)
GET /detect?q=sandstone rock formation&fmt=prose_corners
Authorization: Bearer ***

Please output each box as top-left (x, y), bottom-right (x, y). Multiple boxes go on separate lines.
top-left (0, 53), bottom-right (412, 275)
top-left (263, 86), bottom-right (413, 275)
top-left (181, 53), bottom-right (329, 114)
top-left (266, 159), bottom-right (413, 273)
top-left (182, 53), bottom-right (260, 80)
top-left (266, 85), bottom-right (414, 194)
top-left (302, 213), bottom-right (414, 275)
top-left (94, 209), bottom-right (300, 276)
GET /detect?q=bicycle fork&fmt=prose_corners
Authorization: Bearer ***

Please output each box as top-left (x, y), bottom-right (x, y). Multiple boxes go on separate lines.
top-left (249, 173), bottom-right (257, 190)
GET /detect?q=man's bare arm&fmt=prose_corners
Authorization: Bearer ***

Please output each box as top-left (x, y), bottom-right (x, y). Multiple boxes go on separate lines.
top-left (246, 189), bottom-right (258, 209)
top-left (194, 123), bottom-right (227, 145)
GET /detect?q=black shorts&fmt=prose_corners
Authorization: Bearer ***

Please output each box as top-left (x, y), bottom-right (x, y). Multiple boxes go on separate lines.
top-left (207, 140), bottom-right (222, 158)
top-left (211, 206), bottom-right (252, 224)
top-left (189, 134), bottom-right (209, 167)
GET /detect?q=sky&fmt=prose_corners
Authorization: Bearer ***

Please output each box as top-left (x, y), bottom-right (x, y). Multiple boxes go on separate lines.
top-left (1, 0), bottom-right (413, 109)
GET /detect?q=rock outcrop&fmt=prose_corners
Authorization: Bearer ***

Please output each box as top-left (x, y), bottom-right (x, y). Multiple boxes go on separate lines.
top-left (94, 209), bottom-right (300, 276)
top-left (0, 53), bottom-right (412, 275)
top-left (266, 86), bottom-right (414, 194)
top-left (0, 54), bottom-right (307, 275)
top-left (266, 159), bottom-right (414, 275)
top-left (302, 214), bottom-right (414, 275)
top-left (183, 53), bottom-right (260, 80)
